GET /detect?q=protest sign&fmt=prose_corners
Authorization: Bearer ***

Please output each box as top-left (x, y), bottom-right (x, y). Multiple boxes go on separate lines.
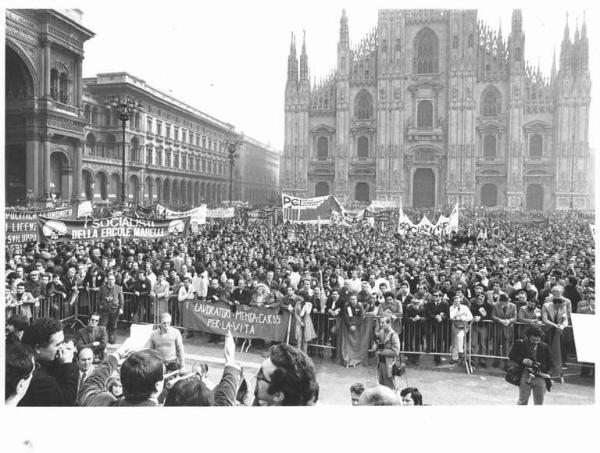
top-left (77, 200), bottom-right (93, 218)
top-left (180, 301), bottom-right (292, 341)
top-left (157, 203), bottom-right (207, 225)
top-left (281, 194), bottom-right (329, 209)
top-left (37, 215), bottom-right (190, 242)
top-left (5, 206), bottom-right (73, 244)
top-left (570, 314), bottom-right (597, 363)
top-left (206, 207), bottom-right (235, 218)
top-left (128, 323), bottom-right (154, 349)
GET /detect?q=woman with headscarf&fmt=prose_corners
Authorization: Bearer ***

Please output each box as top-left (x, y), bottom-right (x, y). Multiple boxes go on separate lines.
top-left (294, 296), bottom-right (316, 354)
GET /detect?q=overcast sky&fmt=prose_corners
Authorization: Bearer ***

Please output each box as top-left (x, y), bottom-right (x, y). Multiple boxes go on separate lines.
top-left (24, 0), bottom-right (600, 151)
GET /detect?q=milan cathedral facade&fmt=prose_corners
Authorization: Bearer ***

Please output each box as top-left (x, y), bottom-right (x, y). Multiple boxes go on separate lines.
top-left (281, 9), bottom-right (592, 210)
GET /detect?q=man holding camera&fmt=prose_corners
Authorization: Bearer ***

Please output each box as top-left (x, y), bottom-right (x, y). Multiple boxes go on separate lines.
top-left (98, 273), bottom-right (124, 344)
top-left (508, 326), bottom-right (553, 405)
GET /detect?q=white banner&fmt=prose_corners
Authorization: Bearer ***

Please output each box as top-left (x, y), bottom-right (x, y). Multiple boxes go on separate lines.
top-left (77, 200), bottom-right (92, 218)
top-left (448, 203), bottom-right (459, 233)
top-left (397, 203), bottom-right (459, 236)
top-left (281, 193), bottom-right (329, 210)
top-left (157, 204), bottom-right (207, 225)
top-left (207, 207), bottom-right (235, 218)
top-left (368, 199), bottom-right (399, 210)
top-left (571, 314), bottom-right (597, 363)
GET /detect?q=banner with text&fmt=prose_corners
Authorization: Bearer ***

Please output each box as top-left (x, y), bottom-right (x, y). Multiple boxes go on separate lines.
top-left (397, 203), bottom-right (459, 236)
top-left (281, 194), bottom-right (329, 210)
top-left (6, 206), bottom-right (73, 244)
top-left (156, 204), bottom-right (207, 225)
top-left (37, 215), bottom-right (190, 242)
top-left (181, 301), bottom-right (292, 341)
top-left (206, 207), bottom-right (235, 218)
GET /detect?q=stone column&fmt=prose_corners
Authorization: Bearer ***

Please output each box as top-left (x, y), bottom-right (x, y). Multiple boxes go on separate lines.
top-left (75, 55), bottom-right (83, 108)
top-left (72, 138), bottom-right (83, 201)
top-left (41, 132), bottom-right (53, 202)
top-left (43, 40), bottom-right (51, 98)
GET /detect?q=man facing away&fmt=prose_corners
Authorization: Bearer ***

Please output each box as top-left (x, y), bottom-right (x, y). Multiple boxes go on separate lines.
top-left (79, 347), bottom-right (165, 407)
top-left (5, 342), bottom-right (36, 406)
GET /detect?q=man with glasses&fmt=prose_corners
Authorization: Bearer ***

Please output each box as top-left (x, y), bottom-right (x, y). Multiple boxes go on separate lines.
top-left (253, 343), bottom-right (318, 406)
top-left (76, 313), bottom-right (108, 363)
top-left (19, 317), bottom-right (78, 406)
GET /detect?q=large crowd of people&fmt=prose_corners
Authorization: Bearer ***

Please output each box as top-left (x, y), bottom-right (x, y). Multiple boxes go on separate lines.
top-left (5, 206), bottom-right (595, 406)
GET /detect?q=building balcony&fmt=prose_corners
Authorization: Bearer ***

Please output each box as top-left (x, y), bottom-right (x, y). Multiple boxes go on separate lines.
top-left (165, 137), bottom-right (173, 145)
top-left (155, 136), bottom-right (164, 143)
top-left (407, 126), bottom-right (444, 142)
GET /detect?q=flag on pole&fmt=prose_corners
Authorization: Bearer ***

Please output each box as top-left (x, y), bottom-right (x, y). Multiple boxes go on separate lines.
top-left (448, 203), bottom-right (459, 233)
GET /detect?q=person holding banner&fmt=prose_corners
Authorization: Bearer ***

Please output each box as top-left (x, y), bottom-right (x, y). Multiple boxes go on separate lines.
top-left (339, 295), bottom-right (366, 367)
top-left (98, 274), bottom-right (124, 344)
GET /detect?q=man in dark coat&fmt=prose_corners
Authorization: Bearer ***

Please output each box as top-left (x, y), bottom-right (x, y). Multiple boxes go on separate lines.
top-left (424, 291), bottom-right (450, 365)
top-left (76, 313), bottom-right (108, 363)
top-left (18, 318), bottom-right (78, 406)
top-left (508, 326), bottom-right (554, 405)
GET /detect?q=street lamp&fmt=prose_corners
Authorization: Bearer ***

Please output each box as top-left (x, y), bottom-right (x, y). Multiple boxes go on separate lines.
top-left (227, 141), bottom-right (239, 205)
top-left (105, 95), bottom-right (142, 206)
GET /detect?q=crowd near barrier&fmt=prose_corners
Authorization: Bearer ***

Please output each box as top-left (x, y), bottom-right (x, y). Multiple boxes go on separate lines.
top-left (7, 290), bottom-right (582, 375)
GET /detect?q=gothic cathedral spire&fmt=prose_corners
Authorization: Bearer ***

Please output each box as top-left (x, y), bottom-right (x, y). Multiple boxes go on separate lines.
top-left (300, 30), bottom-right (308, 81)
top-left (287, 32), bottom-right (298, 82)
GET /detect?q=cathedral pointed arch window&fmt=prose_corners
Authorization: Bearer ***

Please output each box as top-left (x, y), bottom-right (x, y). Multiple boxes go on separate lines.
top-left (481, 87), bottom-right (501, 117)
top-left (529, 134), bottom-right (543, 158)
top-left (354, 89), bottom-right (373, 120)
top-left (417, 100), bottom-right (434, 128)
top-left (414, 28), bottom-right (439, 74)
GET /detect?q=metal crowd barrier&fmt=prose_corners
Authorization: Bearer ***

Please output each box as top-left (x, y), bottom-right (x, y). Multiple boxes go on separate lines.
top-left (16, 290), bottom-right (583, 375)
top-left (468, 320), bottom-right (579, 370)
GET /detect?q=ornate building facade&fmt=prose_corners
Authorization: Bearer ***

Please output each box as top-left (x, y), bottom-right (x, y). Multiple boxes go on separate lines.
top-left (236, 135), bottom-right (280, 207)
top-left (6, 9), bottom-right (280, 209)
top-left (282, 9), bottom-right (592, 210)
top-left (6, 9), bottom-right (94, 206)
top-left (81, 72), bottom-right (236, 208)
